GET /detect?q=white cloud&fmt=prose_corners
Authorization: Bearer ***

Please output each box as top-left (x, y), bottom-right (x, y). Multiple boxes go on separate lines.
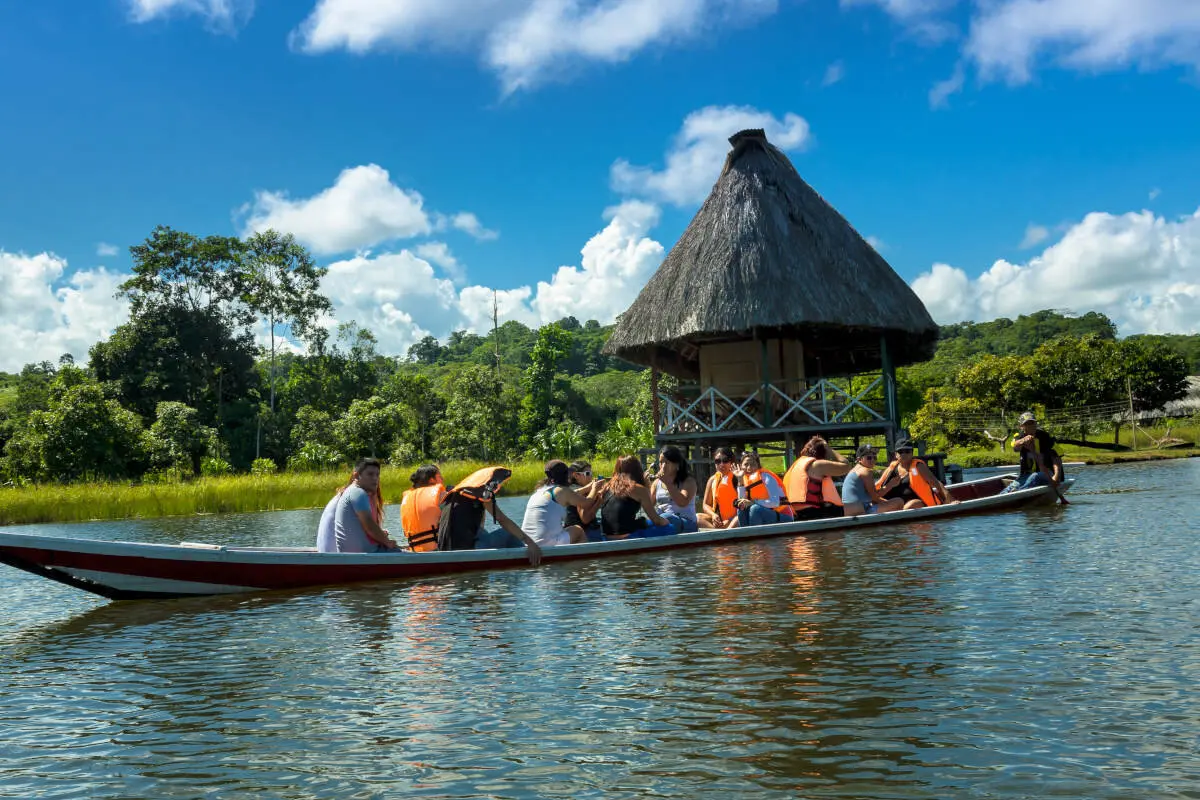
top-left (448, 212), bottom-right (499, 241)
top-left (240, 164), bottom-right (432, 255)
top-left (1150, 188), bottom-right (1162, 201)
top-left (928, 62), bottom-right (964, 108)
top-left (529, 200), bottom-right (664, 323)
top-left (316, 201), bottom-right (665, 356)
top-left (293, 0), bottom-right (778, 92)
top-left (611, 105), bottom-right (811, 206)
top-left (0, 251), bottom-right (129, 372)
top-left (912, 207), bottom-right (1200, 335)
top-left (128, 0), bottom-right (253, 29)
top-left (866, 235), bottom-right (887, 252)
top-left (966, 0), bottom-right (1200, 85)
top-left (414, 241), bottom-right (466, 282)
top-left (822, 60), bottom-right (845, 86)
top-left (1019, 223), bottom-right (1050, 249)
top-left (318, 249), bottom-right (462, 356)
top-left (96, 242), bottom-right (120, 257)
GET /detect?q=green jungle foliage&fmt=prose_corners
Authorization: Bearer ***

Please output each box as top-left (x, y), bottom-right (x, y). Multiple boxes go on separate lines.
top-left (0, 227), bottom-right (1196, 488)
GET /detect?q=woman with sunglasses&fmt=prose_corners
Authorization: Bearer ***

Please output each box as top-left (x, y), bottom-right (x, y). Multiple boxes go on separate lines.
top-left (566, 461), bottom-right (606, 542)
top-left (840, 445), bottom-right (904, 516)
top-left (698, 447), bottom-right (739, 529)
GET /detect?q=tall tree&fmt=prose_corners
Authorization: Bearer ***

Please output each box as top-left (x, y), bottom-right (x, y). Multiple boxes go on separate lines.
top-left (240, 230), bottom-right (332, 449)
top-left (519, 323), bottom-right (573, 446)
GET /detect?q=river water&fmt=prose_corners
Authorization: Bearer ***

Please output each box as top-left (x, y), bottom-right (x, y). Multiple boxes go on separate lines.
top-left (2, 460), bottom-right (1198, 799)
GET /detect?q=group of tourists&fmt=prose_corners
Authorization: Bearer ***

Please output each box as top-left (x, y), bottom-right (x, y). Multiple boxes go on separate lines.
top-left (314, 412), bottom-right (1067, 557)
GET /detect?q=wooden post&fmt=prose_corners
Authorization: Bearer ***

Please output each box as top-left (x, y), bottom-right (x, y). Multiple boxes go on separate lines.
top-left (880, 334), bottom-right (899, 444)
top-left (650, 358), bottom-right (661, 438)
top-left (760, 334), bottom-right (774, 428)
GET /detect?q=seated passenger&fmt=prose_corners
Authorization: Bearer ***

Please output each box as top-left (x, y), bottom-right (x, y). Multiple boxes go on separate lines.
top-left (841, 444), bottom-right (904, 516)
top-left (698, 447), bottom-right (738, 529)
top-left (400, 464), bottom-right (447, 552)
top-left (436, 466), bottom-right (542, 565)
top-left (600, 455), bottom-right (673, 540)
top-left (783, 436), bottom-right (852, 520)
top-left (732, 451), bottom-right (793, 526)
top-left (876, 439), bottom-right (955, 509)
top-left (650, 446), bottom-right (700, 533)
top-left (566, 460), bottom-right (606, 542)
top-left (315, 486), bottom-right (343, 553)
top-left (521, 460), bottom-right (606, 547)
top-left (1000, 412), bottom-right (1065, 500)
top-left (332, 458), bottom-right (401, 553)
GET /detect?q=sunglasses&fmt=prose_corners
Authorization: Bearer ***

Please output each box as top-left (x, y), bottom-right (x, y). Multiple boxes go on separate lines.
top-left (714, 458), bottom-right (731, 464)
top-left (861, 454), bottom-right (877, 461)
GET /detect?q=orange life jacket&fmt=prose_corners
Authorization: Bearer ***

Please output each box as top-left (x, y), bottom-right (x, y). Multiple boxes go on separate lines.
top-left (876, 459), bottom-right (942, 507)
top-left (401, 484), bottom-right (445, 551)
top-left (908, 459), bottom-right (943, 507)
top-left (712, 473), bottom-right (738, 521)
top-left (742, 469), bottom-right (795, 517)
top-left (783, 457), bottom-right (842, 511)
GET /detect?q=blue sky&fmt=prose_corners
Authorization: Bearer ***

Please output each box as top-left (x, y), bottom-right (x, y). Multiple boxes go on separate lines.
top-left (2, 0), bottom-right (1199, 370)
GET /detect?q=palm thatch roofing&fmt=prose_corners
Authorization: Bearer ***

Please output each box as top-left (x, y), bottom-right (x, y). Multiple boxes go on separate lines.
top-left (604, 129), bottom-right (938, 379)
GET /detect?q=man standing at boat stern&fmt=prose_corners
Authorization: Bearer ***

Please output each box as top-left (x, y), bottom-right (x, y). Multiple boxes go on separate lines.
top-left (335, 458), bottom-right (401, 553)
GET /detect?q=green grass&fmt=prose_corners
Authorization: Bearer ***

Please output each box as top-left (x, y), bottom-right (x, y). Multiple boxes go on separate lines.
top-left (0, 459), bottom-right (620, 527)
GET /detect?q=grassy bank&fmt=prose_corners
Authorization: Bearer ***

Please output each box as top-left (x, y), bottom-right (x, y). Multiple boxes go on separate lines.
top-left (0, 459), bottom-right (620, 527)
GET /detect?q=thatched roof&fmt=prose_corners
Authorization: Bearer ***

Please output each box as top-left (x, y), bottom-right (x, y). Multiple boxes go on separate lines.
top-left (604, 129), bottom-right (938, 378)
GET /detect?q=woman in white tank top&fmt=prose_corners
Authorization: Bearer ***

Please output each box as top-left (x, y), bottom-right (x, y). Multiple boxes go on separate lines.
top-left (520, 460), bottom-right (605, 546)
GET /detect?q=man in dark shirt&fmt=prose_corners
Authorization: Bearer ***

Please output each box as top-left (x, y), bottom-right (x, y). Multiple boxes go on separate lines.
top-left (1002, 412), bottom-right (1064, 494)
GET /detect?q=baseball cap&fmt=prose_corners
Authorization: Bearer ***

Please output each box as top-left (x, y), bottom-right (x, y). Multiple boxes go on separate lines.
top-left (855, 444), bottom-right (878, 460)
top-left (894, 438), bottom-right (915, 453)
top-left (1017, 411), bottom-right (1037, 425)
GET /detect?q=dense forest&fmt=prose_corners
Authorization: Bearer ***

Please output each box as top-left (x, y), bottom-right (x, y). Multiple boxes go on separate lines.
top-left (0, 228), bottom-right (1196, 485)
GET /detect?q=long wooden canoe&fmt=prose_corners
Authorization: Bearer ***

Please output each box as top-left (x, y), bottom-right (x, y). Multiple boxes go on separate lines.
top-left (0, 475), bottom-right (1070, 601)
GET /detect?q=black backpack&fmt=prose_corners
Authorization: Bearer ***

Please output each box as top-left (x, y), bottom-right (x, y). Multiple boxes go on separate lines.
top-left (435, 466), bottom-right (513, 551)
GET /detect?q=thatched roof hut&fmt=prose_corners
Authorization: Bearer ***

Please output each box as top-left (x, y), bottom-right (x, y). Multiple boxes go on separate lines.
top-left (604, 129), bottom-right (938, 380)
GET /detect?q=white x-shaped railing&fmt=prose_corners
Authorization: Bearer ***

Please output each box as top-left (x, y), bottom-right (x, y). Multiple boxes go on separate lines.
top-left (659, 377), bottom-right (888, 433)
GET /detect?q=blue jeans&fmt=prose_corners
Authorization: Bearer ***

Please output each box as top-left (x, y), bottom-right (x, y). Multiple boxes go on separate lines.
top-left (628, 523), bottom-right (676, 539)
top-left (474, 528), bottom-right (524, 549)
top-left (1001, 472), bottom-right (1050, 494)
top-left (738, 505), bottom-right (784, 527)
top-left (660, 513), bottom-right (699, 534)
top-left (583, 523), bottom-right (605, 543)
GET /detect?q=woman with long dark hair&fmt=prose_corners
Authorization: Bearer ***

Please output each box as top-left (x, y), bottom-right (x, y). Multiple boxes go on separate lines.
top-left (650, 446), bottom-right (699, 533)
top-left (600, 455), bottom-right (672, 540)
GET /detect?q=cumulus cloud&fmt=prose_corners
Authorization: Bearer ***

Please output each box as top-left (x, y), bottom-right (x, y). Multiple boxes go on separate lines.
top-left (0, 251), bottom-right (129, 372)
top-left (96, 242), bottom-right (120, 257)
top-left (293, 0), bottom-right (778, 92)
top-left (414, 241), bottom-right (466, 282)
top-left (240, 164), bottom-right (432, 255)
top-left (912, 207), bottom-right (1200, 335)
top-left (128, 0), bottom-right (254, 29)
top-left (317, 201), bottom-right (664, 356)
top-left (610, 105), bottom-right (811, 206)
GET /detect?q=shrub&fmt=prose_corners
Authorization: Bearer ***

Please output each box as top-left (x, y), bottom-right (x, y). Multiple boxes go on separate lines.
top-left (250, 458), bottom-right (277, 476)
top-left (200, 457), bottom-right (233, 477)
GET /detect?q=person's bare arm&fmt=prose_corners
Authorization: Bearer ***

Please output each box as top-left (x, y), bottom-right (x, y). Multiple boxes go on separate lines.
top-left (809, 458), bottom-right (853, 479)
top-left (485, 501), bottom-right (543, 566)
top-left (354, 509), bottom-right (398, 549)
top-left (661, 476), bottom-right (696, 508)
top-left (702, 475), bottom-right (719, 516)
top-left (636, 486), bottom-right (668, 526)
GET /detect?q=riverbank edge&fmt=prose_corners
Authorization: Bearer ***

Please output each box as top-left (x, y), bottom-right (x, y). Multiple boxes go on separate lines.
top-left (1, 451), bottom-right (1195, 527)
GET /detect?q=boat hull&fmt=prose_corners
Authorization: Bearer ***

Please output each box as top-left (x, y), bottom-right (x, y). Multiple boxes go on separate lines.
top-left (0, 476), bottom-right (1067, 601)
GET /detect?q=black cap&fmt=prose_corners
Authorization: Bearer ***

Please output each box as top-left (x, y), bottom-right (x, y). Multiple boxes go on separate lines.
top-left (894, 438), bottom-right (915, 453)
top-left (855, 444), bottom-right (878, 460)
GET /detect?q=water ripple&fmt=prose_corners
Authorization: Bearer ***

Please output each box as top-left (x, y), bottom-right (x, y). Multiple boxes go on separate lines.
top-left (2, 460), bottom-right (1200, 797)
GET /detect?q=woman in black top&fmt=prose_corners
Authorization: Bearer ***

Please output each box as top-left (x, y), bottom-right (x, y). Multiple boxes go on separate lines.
top-left (600, 455), bottom-right (669, 539)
